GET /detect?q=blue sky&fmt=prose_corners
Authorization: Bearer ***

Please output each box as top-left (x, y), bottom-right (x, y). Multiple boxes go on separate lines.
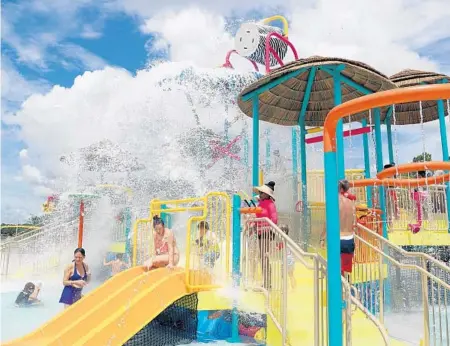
top-left (1, 0), bottom-right (449, 223)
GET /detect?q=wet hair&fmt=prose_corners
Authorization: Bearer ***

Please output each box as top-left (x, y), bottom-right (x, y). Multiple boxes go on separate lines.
top-left (339, 180), bottom-right (350, 192)
top-left (116, 253), bottom-right (123, 261)
top-left (418, 171), bottom-right (426, 178)
top-left (74, 248), bottom-right (86, 257)
top-left (279, 224), bottom-right (289, 235)
top-left (24, 282), bottom-right (35, 293)
top-left (265, 181), bottom-right (275, 192)
top-left (153, 215), bottom-right (165, 227)
top-left (198, 221), bottom-right (209, 230)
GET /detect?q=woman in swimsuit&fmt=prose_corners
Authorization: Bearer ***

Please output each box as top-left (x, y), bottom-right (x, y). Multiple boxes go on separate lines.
top-left (145, 216), bottom-right (180, 270)
top-left (59, 248), bottom-right (91, 308)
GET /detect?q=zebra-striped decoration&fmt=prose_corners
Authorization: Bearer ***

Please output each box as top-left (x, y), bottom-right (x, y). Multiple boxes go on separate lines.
top-left (235, 22), bottom-right (288, 67)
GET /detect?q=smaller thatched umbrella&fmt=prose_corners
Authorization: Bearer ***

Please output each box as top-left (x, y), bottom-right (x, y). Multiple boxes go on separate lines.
top-left (388, 69), bottom-right (449, 125)
top-left (237, 56), bottom-right (397, 127)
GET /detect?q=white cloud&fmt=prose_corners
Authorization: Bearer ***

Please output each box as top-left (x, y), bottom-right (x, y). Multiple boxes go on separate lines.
top-left (22, 164), bottom-right (44, 184)
top-left (1, 55), bottom-right (51, 113)
top-left (19, 149), bottom-right (29, 160)
top-left (57, 44), bottom-right (108, 71)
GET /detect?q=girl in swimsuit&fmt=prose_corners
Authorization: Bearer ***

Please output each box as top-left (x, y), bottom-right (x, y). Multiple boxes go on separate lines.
top-left (145, 216), bottom-right (180, 270)
top-left (59, 248), bottom-right (91, 308)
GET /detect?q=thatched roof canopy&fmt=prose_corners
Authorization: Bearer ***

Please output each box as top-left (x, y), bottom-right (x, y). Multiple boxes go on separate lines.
top-left (237, 56), bottom-right (397, 127)
top-left (387, 69), bottom-right (449, 125)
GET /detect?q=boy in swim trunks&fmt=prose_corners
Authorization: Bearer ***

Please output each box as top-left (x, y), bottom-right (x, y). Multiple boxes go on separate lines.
top-left (103, 253), bottom-right (129, 277)
top-left (320, 181), bottom-right (356, 279)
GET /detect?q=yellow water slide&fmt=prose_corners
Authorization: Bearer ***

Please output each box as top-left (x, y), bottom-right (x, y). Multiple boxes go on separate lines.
top-left (4, 267), bottom-right (193, 346)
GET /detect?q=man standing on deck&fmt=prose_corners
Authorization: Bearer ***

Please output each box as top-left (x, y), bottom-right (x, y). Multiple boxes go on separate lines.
top-left (320, 180), bottom-right (356, 278)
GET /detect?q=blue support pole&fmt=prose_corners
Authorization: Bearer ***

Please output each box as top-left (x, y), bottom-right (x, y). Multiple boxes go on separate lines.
top-left (292, 127), bottom-right (299, 203)
top-left (323, 151), bottom-right (343, 346)
top-left (252, 95), bottom-right (260, 190)
top-left (361, 119), bottom-right (373, 207)
top-left (229, 194), bottom-right (242, 342)
top-left (386, 118), bottom-right (394, 164)
top-left (437, 99), bottom-right (450, 232)
top-left (332, 67), bottom-right (345, 180)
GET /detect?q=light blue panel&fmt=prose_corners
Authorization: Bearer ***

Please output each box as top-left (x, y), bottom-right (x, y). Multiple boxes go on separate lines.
top-left (292, 127), bottom-right (299, 203)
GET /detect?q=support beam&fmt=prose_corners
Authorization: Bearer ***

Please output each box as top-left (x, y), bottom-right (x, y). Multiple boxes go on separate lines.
top-left (386, 117), bottom-right (394, 164)
top-left (241, 68), bottom-right (309, 101)
top-left (298, 67), bottom-right (316, 248)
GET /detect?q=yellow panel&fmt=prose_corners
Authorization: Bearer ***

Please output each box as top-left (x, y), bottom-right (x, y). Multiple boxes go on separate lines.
top-left (108, 242), bottom-right (125, 253)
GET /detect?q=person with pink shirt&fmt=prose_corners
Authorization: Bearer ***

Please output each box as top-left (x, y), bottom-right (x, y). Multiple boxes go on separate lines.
top-left (253, 181), bottom-right (278, 289)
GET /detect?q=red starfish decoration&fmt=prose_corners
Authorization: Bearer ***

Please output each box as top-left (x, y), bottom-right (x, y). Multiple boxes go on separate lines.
top-left (206, 135), bottom-right (242, 169)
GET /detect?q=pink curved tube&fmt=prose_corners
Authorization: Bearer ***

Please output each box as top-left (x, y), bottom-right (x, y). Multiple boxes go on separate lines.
top-left (408, 190), bottom-right (427, 233)
top-left (222, 50), bottom-right (259, 72)
top-left (264, 32), bottom-right (299, 74)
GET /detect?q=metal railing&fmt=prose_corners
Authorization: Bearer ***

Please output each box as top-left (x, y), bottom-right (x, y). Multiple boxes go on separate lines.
top-left (132, 192), bottom-right (231, 291)
top-left (0, 219), bottom-right (79, 277)
top-left (241, 217), bottom-right (390, 345)
top-left (355, 223), bottom-right (450, 345)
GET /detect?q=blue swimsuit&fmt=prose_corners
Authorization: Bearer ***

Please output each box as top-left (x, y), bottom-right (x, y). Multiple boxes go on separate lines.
top-left (59, 263), bottom-right (87, 305)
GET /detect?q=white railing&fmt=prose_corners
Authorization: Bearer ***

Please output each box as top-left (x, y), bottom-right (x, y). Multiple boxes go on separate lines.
top-left (355, 223), bottom-right (450, 346)
top-left (241, 217), bottom-right (390, 345)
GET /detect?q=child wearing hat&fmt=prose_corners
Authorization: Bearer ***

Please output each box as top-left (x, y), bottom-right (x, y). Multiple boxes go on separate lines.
top-left (253, 181), bottom-right (278, 289)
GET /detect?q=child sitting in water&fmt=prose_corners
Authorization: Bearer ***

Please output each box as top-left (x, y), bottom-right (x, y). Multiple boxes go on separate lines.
top-left (15, 282), bottom-right (41, 307)
top-left (103, 253), bottom-right (129, 278)
top-left (195, 221), bottom-right (220, 268)
top-left (278, 225), bottom-right (297, 290)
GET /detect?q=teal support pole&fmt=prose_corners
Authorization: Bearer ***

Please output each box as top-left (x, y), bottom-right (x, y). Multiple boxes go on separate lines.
top-left (437, 99), bottom-right (450, 232)
top-left (292, 127), bottom-right (299, 203)
top-left (374, 108), bottom-right (391, 311)
top-left (252, 95), bottom-right (260, 189)
top-left (332, 67), bottom-right (345, 180)
top-left (244, 127), bottom-right (249, 184)
top-left (229, 194), bottom-right (242, 342)
top-left (361, 119), bottom-right (373, 208)
top-left (386, 118), bottom-right (394, 164)
top-left (298, 67), bottom-right (315, 248)
top-left (124, 206), bottom-right (132, 261)
top-left (374, 109), bottom-right (388, 239)
top-left (323, 150), bottom-right (343, 346)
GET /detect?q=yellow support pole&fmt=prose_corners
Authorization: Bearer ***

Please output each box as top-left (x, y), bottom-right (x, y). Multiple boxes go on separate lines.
top-left (259, 170), bottom-right (264, 185)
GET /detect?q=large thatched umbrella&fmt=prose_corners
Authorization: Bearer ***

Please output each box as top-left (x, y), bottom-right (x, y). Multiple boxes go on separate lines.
top-left (237, 56), bottom-right (397, 127)
top-left (388, 69), bottom-right (449, 125)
